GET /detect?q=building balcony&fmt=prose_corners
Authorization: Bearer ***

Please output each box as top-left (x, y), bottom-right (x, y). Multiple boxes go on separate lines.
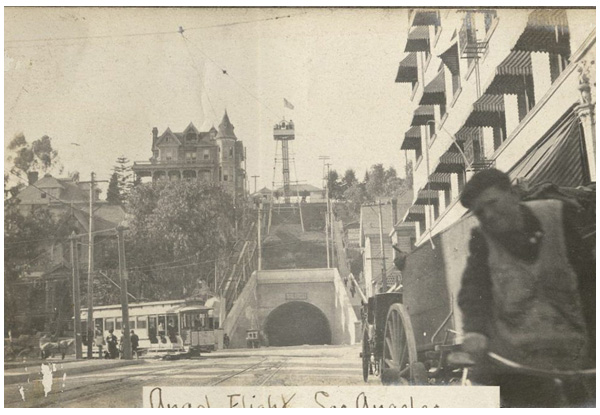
top-left (132, 159), bottom-right (218, 170)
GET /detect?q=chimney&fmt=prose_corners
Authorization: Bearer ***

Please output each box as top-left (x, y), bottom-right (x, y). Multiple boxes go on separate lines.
top-left (152, 127), bottom-right (158, 150)
top-left (27, 171), bottom-right (39, 185)
top-left (391, 198), bottom-right (398, 227)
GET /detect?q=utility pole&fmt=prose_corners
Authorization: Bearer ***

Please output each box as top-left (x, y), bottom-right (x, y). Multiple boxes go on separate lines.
top-left (325, 183), bottom-right (331, 268)
top-left (80, 172), bottom-right (108, 358)
top-left (378, 202), bottom-right (388, 293)
top-left (69, 232), bottom-right (82, 359)
top-left (86, 172), bottom-right (95, 359)
top-left (257, 203), bottom-right (262, 271)
top-left (251, 175), bottom-right (259, 194)
top-left (117, 222), bottom-right (132, 359)
top-left (325, 162), bottom-right (333, 268)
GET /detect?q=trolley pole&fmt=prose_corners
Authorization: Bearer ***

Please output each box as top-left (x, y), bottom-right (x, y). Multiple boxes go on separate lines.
top-left (69, 232), bottom-right (83, 359)
top-left (117, 222), bottom-right (132, 360)
top-left (325, 186), bottom-right (331, 268)
top-left (257, 203), bottom-right (262, 271)
top-left (86, 172), bottom-right (95, 359)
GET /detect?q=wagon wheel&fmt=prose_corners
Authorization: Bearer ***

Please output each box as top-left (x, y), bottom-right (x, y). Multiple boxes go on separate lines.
top-left (380, 304), bottom-right (427, 385)
top-left (362, 329), bottom-right (370, 382)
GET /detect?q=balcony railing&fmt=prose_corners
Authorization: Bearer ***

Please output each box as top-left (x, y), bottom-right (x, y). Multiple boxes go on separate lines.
top-left (133, 159), bottom-right (216, 168)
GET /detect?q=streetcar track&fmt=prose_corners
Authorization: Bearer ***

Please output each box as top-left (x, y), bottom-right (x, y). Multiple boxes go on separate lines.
top-left (258, 360), bottom-right (286, 386)
top-left (209, 357), bottom-right (269, 386)
top-left (11, 357), bottom-right (277, 407)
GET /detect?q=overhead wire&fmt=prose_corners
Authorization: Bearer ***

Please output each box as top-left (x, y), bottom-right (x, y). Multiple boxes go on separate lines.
top-left (5, 12), bottom-right (304, 44)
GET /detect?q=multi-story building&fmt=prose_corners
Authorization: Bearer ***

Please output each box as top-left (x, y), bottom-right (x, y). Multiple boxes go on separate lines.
top-left (396, 8), bottom-right (595, 244)
top-left (132, 111), bottom-right (246, 204)
top-left (11, 173), bottom-right (126, 334)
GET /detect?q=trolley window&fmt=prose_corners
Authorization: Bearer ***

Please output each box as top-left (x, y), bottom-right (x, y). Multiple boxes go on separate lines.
top-left (136, 317), bottom-right (147, 329)
top-left (116, 317), bottom-right (122, 330)
top-left (105, 318), bottom-right (115, 332)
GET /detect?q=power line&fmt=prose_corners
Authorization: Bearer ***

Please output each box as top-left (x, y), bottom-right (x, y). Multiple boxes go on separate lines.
top-left (5, 12), bottom-right (304, 44)
top-left (181, 30), bottom-right (280, 118)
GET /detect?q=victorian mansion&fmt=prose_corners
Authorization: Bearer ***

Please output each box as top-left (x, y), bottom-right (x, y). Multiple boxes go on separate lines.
top-left (132, 111), bottom-right (246, 203)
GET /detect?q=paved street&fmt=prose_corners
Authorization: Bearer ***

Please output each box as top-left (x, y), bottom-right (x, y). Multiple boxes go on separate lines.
top-left (5, 344), bottom-right (377, 408)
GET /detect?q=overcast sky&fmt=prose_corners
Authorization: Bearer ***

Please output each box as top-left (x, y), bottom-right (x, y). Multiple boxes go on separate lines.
top-left (4, 7), bottom-right (413, 192)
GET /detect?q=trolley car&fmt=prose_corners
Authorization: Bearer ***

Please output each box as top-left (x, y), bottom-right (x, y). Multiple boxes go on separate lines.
top-left (361, 183), bottom-right (596, 385)
top-left (80, 299), bottom-right (221, 354)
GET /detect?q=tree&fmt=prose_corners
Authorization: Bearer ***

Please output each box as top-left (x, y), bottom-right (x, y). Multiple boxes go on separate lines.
top-left (113, 156), bottom-right (133, 202)
top-left (6, 134), bottom-right (63, 191)
top-left (106, 173), bottom-right (121, 205)
top-left (326, 169), bottom-right (344, 200)
top-left (7, 134), bottom-right (60, 173)
top-left (342, 169), bottom-right (358, 189)
top-left (343, 182), bottom-right (368, 215)
top-left (124, 180), bottom-right (237, 300)
top-left (365, 164), bottom-right (386, 200)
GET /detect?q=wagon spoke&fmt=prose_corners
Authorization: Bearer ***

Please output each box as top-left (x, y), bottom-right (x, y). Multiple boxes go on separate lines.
top-left (393, 312), bottom-right (400, 359)
top-left (397, 316), bottom-right (404, 348)
top-left (397, 338), bottom-right (406, 365)
top-left (384, 335), bottom-right (394, 357)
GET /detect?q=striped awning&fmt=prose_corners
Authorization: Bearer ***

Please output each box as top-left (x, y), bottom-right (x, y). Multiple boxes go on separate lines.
top-left (401, 126), bottom-right (422, 150)
top-left (439, 43), bottom-right (460, 75)
top-left (405, 205), bottom-right (426, 222)
top-left (485, 51), bottom-right (533, 95)
top-left (509, 108), bottom-right (588, 187)
top-left (395, 53), bottom-right (418, 83)
top-left (473, 94), bottom-right (504, 112)
top-left (414, 189), bottom-right (440, 205)
top-left (465, 94), bottom-right (505, 127)
top-left (435, 149), bottom-right (466, 174)
top-left (411, 105), bottom-right (435, 126)
top-left (427, 172), bottom-right (452, 191)
top-left (513, 9), bottom-right (570, 55)
top-left (405, 26), bottom-right (430, 52)
top-left (411, 9), bottom-right (440, 26)
top-left (455, 126), bottom-right (481, 143)
top-left (419, 70), bottom-right (446, 105)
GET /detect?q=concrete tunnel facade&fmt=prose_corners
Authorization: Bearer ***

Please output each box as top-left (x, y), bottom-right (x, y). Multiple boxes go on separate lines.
top-left (223, 268), bottom-right (359, 349)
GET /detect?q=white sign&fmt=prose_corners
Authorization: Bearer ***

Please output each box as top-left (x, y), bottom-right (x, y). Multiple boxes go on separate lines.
top-left (143, 386), bottom-right (499, 408)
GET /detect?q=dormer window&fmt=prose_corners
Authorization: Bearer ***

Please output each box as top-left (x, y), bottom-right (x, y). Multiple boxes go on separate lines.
top-left (186, 133), bottom-right (198, 143)
top-left (41, 192), bottom-right (47, 199)
top-left (229, 148), bottom-right (233, 158)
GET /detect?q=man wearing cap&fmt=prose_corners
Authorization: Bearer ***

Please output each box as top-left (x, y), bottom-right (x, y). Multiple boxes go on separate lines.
top-left (457, 168), bottom-right (594, 407)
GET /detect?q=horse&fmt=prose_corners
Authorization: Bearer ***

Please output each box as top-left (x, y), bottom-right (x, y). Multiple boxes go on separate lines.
top-left (40, 337), bottom-right (74, 360)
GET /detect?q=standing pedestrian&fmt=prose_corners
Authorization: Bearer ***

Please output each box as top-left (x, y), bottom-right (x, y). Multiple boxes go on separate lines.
top-left (94, 327), bottom-right (105, 359)
top-left (130, 330), bottom-right (140, 358)
top-left (106, 329), bottom-right (119, 359)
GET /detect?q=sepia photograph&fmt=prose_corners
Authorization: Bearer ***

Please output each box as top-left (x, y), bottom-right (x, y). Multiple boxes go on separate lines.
top-left (3, 4), bottom-right (596, 408)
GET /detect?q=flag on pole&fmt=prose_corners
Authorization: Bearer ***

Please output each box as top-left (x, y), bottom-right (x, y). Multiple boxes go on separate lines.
top-left (283, 98), bottom-right (294, 110)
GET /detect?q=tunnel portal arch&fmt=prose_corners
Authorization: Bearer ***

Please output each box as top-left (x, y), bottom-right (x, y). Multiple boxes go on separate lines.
top-left (264, 301), bottom-right (332, 347)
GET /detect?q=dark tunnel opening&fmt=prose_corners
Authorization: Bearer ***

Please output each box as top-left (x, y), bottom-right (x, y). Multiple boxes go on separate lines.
top-left (264, 301), bottom-right (332, 346)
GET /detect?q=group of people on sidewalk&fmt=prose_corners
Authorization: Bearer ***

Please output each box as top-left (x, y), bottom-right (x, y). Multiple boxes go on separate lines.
top-left (94, 328), bottom-right (139, 359)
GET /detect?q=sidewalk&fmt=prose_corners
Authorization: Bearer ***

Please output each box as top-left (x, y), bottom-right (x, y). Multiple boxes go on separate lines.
top-left (4, 357), bottom-right (145, 385)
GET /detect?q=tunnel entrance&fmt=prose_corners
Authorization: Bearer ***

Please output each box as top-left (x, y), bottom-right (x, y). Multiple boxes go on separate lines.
top-left (264, 301), bottom-right (332, 346)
